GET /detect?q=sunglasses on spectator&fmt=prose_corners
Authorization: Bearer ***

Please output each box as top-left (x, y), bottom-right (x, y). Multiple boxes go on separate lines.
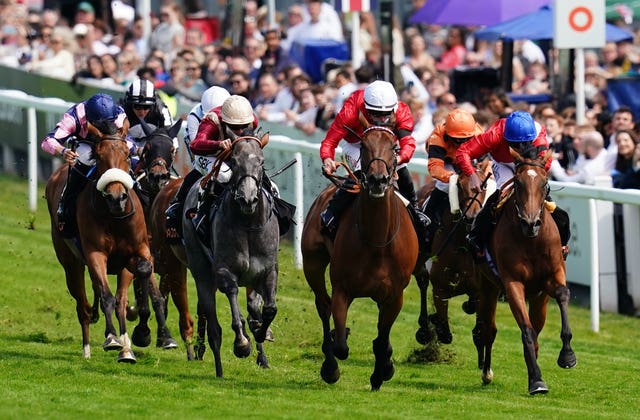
top-left (133, 104), bottom-right (152, 110)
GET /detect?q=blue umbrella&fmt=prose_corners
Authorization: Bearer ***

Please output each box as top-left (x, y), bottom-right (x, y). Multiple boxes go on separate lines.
top-left (410, 0), bottom-right (552, 26)
top-left (475, 5), bottom-right (633, 42)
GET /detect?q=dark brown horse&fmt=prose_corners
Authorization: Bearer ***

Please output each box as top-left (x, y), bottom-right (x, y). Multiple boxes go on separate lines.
top-left (148, 176), bottom-right (196, 360)
top-left (302, 116), bottom-right (419, 390)
top-left (45, 121), bottom-right (174, 363)
top-left (474, 149), bottom-right (577, 394)
top-left (414, 159), bottom-right (494, 345)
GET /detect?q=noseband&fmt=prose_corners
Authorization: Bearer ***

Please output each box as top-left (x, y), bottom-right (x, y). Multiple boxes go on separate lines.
top-left (360, 126), bottom-right (398, 189)
top-left (228, 136), bottom-right (265, 199)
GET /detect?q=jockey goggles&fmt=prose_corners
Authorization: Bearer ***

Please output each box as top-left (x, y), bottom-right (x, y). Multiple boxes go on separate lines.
top-left (444, 133), bottom-right (472, 145)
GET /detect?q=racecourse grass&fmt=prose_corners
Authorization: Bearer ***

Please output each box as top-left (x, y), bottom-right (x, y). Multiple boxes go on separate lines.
top-left (0, 173), bottom-right (639, 419)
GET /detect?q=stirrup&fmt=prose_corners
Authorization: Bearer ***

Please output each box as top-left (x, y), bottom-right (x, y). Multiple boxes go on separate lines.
top-left (466, 234), bottom-right (485, 262)
top-left (562, 245), bottom-right (569, 261)
top-left (320, 210), bottom-right (337, 238)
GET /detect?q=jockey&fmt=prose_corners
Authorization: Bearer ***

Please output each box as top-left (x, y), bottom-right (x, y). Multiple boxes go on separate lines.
top-left (122, 78), bottom-right (176, 170)
top-left (41, 93), bottom-right (132, 237)
top-left (184, 85), bottom-right (231, 163)
top-left (319, 80), bottom-right (430, 240)
top-left (455, 110), bottom-right (571, 260)
top-left (165, 95), bottom-right (284, 241)
top-left (424, 108), bottom-right (485, 251)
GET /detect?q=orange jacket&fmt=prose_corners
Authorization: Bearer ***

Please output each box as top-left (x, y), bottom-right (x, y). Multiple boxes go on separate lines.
top-left (427, 122), bottom-right (484, 183)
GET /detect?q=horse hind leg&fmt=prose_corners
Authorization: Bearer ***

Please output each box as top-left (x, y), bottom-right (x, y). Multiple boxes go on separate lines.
top-left (414, 268), bottom-right (435, 345)
top-left (194, 300), bottom-right (207, 360)
top-left (64, 262), bottom-right (93, 358)
top-left (246, 290), bottom-right (270, 368)
top-left (429, 285), bottom-right (453, 344)
top-left (555, 285), bottom-right (577, 369)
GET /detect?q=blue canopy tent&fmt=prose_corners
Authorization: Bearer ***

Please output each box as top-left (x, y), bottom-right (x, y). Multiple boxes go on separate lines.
top-left (474, 5), bottom-right (634, 42)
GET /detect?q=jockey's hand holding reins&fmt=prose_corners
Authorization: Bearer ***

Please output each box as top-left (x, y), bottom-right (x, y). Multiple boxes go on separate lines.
top-left (322, 158), bottom-right (337, 175)
top-left (469, 171), bottom-right (483, 193)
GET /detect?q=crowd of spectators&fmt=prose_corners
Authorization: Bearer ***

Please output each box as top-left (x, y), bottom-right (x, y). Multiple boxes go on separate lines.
top-left (2, 0), bottom-right (640, 188)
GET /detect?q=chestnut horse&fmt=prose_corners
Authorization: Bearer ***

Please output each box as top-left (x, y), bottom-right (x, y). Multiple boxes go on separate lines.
top-left (45, 122), bottom-right (174, 363)
top-left (182, 131), bottom-right (279, 376)
top-left (474, 149), bottom-right (577, 394)
top-left (414, 159), bottom-right (495, 345)
top-left (302, 117), bottom-right (419, 390)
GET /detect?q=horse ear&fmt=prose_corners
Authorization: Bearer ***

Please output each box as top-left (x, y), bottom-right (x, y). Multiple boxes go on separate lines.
top-left (226, 126), bottom-right (238, 140)
top-left (542, 148), bottom-right (553, 165)
top-left (358, 111), bottom-right (370, 129)
top-left (139, 118), bottom-right (154, 136)
top-left (259, 132), bottom-right (270, 148)
top-left (168, 119), bottom-right (182, 139)
top-left (120, 117), bottom-right (130, 137)
top-left (509, 146), bottom-right (522, 162)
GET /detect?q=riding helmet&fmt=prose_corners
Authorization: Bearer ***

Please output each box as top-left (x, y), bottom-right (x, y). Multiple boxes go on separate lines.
top-left (363, 80), bottom-right (398, 112)
top-left (125, 78), bottom-right (156, 106)
top-left (444, 108), bottom-right (477, 139)
top-left (85, 93), bottom-right (120, 123)
top-left (504, 111), bottom-right (537, 142)
top-left (201, 86), bottom-right (231, 113)
top-left (220, 95), bottom-right (254, 125)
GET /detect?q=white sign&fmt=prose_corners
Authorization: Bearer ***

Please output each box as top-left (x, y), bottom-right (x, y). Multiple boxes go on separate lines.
top-left (554, 0), bottom-right (606, 49)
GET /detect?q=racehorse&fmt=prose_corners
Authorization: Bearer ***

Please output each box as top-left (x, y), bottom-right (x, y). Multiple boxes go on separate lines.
top-left (128, 119), bottom-right (194, 354)
top-left (414, 159), bottom-right (494, 345)
top-left (301, 115), bottom-right (419, 390)
top-left (474, 148), bottom-right (577, 394)
top-left (148, 176), bottom-right (196, 360)
top-left (182, 129), bottom-right (279, 376)
top-left (45, 120), bottom-right (175, 363)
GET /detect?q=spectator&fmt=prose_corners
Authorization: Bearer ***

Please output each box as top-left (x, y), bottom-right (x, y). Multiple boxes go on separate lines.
top-left (72, 54), bottom-right (108, 84)
top-left (545, 114), bottom-right (577, 170)
top-left (149, 1), bottom-right (185, 63)
top-left (436, 92), bottom-right (457, 111)
top-left (28, 27), bottom-right (76, 81)
top-left (406, 96), bottom-right (433, 153)
top-left (331, 68), bottom-right (357, 113)
top-left (129, 16), bottom-right (149, 59)
top-left (436, 26), bottom-right (466, 72)
top-left (117, 50), bottom-right (141, 86)
top-left (259, 26), bottom-right (293, 80)
top-left (405, 32), bottom-right (436, 73)
top-left (290, 87), bottom-right (319, 135)
top-left (100, 53), bottom-right (124, 85)
top-left (294, 0), bottom-right (344, 43)
top-left (242, 36), bottom-right (264, 86)
top-left (228, 70), bottom-right (252, 98)
top-left (613, 142), bottom-right (640, 189)
top-left (550, 130), bottom-right (610, 184)
top-left (74, 2), bottom-right (96, 25)
top-left (253, 72), bottom-right (281, 109)
top-left (281, 4), bottom-right (305, 52)
top-left (611, 129), bottom-right (639, 186)
top-left (425, 72), bottom-right (449, 113)
top-left (484, 89), bottom-right (513, 118)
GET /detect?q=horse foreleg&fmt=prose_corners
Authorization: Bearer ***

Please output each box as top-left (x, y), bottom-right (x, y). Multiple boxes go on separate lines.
top-left (330, 289), bottom-right (350, 361)
top-left (194, 276), bottom-right (222, 376)
top-left (86, 254), bottom-right (120, 352)
top-left (475, 284), bottom-right (498, 383)
top-left (504, 282), bottom-right (547, 395)
top-left (115, 269), bottom-right (136, 363)
top-left (246, 289), bottom-right (269, 369)
top-left (370, 295), bottom-right (403, 391)
top-left (431, 282), bottom-right (453, 344)
top-left (414, 268), bottom-right (435, 345)
top-left (146, 269), bottom-right (178, 350)
top-left (555, 285), bottom-right (577, 369)
top-left (130, 267), bottom-right (152, 348)
top-left (195, 300), bottom-right (207, 361)
top-left (219, 269), bottom-right (251, 359)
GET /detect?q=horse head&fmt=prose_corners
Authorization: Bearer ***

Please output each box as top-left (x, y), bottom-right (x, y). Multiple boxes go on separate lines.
top-left (453, 158), bottom-right (495, 222)
top-left (510, 148), bottom-right (553, 238)
top-left (358, 112), bottom-right (398, 198)
top-left (138, 119), bottom-right (181, 193)
top-left (227, 129), bottom-right (269, 215)
top-left (91, 119), bottom-right (135, 217)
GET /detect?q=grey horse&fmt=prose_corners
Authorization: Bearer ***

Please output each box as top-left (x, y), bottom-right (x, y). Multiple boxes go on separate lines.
top-left (182, 131), bottom-right (279, 377)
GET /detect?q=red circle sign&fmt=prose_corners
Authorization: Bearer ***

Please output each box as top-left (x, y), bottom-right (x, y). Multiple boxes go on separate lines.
top-left (569, 6), bottom-right (593, 32)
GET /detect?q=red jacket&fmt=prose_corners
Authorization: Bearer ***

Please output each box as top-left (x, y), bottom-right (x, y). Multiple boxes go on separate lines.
top-left (455, 118), bottom-right (550, 176)
top-left (320, 89), bottom-right (416, 165)
top-left (189, 106), bottom-right (260, 156)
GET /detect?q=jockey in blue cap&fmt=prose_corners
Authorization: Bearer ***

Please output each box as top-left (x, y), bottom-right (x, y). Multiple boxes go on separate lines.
top-left (41, 93), bottom-right (132, 237)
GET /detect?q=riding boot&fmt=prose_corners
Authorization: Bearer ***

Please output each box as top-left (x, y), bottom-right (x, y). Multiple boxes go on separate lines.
top-left (396, 166), bottom-right (431, 248)
top-left (320, 178), bottom-right (358, 239)
top-left (466, 190), bottom-right (500, 261)
top-left (262, 173), bottom-right (280, 198)
top-left (549, 203), bottom-right (571, 260)
top-left (423, 188), bottom-right (448, 253)
top-left (166, 168), bottom-right (201, 241)
top-left (57, 162), bottom-right (90, 238)
top-left (263, 174), bottom-right (296, 236)
top-left (192, 185), bottom-right (216, 243)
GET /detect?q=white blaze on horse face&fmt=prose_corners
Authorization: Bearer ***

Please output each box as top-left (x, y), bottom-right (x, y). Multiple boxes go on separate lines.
top-left (526, 169), bottom-right (537, 179)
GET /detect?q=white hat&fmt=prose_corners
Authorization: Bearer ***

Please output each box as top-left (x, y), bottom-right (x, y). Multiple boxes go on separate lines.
top-left (73, 23), bottom-right (89, 37)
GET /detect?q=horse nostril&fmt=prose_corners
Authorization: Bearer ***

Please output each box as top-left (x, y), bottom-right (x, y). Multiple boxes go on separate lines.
top-left (534, 219), bottom-right (542, 228)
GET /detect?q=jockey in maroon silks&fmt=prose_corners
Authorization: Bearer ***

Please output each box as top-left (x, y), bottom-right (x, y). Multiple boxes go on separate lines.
top-left (319, 80), bottom-right (430, 241)
top-left (41, 93), bottom-right (131, 237)
top-left (455, 110), bottom-right (570, 260)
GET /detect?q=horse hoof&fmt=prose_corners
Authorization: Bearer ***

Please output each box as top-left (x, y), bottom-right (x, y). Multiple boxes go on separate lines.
top-left (117, 348), bottom-right (137, 364)
top-left (437, 332), bottom-right (453, 345)
top-left (126, 305), bottom-right (139, 322)
top-left (103, 334), bottom-right (123, 351)
top-left (265, 327), bottom-right (275, 342)
top-left (558, 350), bottom-right (577, 369)
top-left (257, 354), bottom-right (269, 369)
top-left (320, 360), bottom-right (340, 384)
top-left (234, 340), bottom-right (252, 358)
top-left (529, 380), bottom-right (549, 395)
top-left (415, 327), bottom-right (434, 345)
top-left (482, 368), bottom-right (494, 384)
top-left (195, 340), bottom-right (206, 360)
top-left (370, 375), bottom-right (383, 391)
top-left (186, 345), bottom-right (196, 361)
top-left (157, 337), bottom-right (179, 350)
top-left (462, 300), bottom-right (476, 315)
top-left (131, 325), bottom-right (151, 348)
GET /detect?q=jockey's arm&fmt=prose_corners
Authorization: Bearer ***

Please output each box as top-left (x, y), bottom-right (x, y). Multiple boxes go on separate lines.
top-left (397, 130), bottom-right (416, 165)
top-left (190, 117), bottom-right (224, 156)
top-left (426, 126), bottom-right (454, 183)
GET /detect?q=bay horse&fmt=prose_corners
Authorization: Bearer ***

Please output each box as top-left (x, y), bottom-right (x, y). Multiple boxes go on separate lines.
top-left (45, 121), bottom-right (174, 363)
top-left (128, 119), bottom-right (194, 354)
top-left (301, 115), bottom-right (419, 390)
top-left (414, 159), bottom-right (495, 345)
top-left (182, 130), bottom-right (279, 376)
top-left (474, 149), bottom-right (577, 394)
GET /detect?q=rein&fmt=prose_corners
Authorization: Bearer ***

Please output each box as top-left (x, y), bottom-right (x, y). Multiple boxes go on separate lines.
top-left (512, 160), bottom-right (549, 223)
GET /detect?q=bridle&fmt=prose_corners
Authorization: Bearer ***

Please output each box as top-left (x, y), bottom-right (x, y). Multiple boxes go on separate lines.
top-left (513, 160), bottom-right (549, 224)
top-left (359, 126), bottom-right (398, 191)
